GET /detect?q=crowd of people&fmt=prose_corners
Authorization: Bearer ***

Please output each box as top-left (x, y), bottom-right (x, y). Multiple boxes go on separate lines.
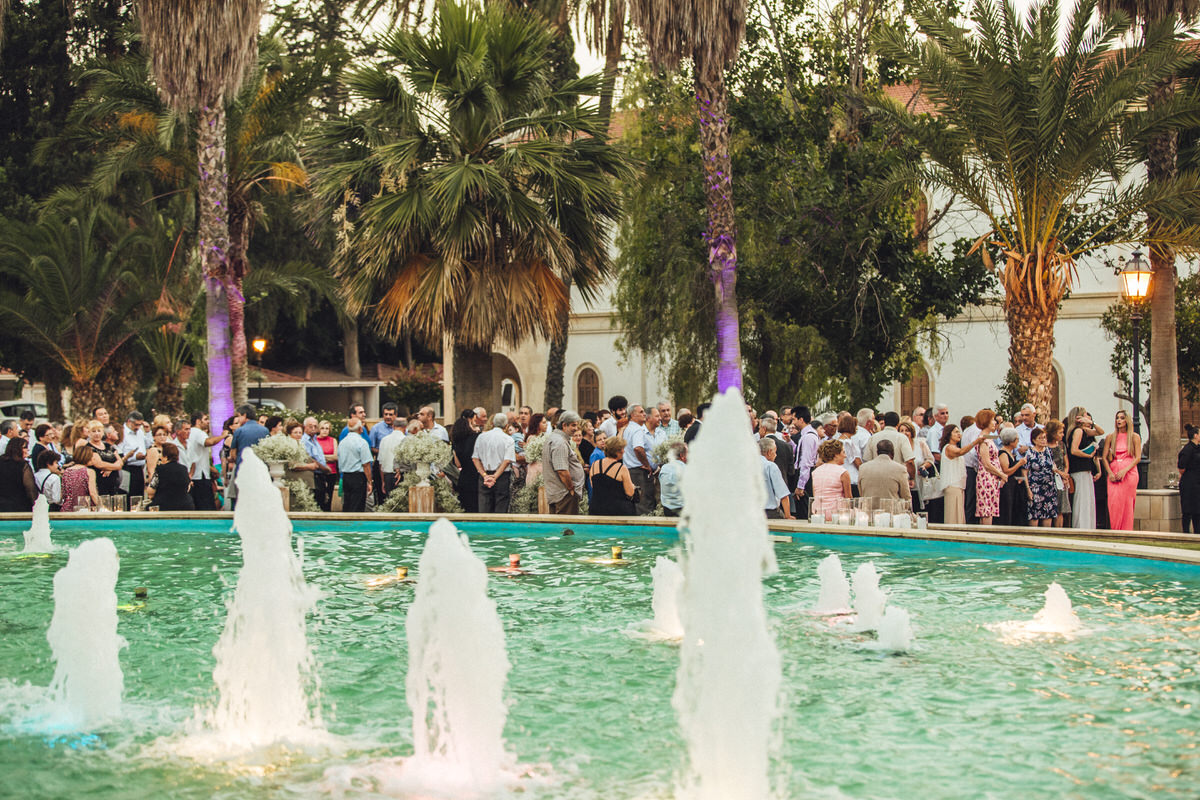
top-left (0, 394), bottom-right (1196, 533)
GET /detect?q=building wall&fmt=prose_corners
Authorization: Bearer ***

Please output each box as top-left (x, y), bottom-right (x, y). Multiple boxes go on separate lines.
top-left (500, 283), bottom-right (671, 415)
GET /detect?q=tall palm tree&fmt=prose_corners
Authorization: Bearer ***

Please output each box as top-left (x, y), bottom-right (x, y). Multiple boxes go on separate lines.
top-left (136, 0), bottom-right (263, 427)
top-left (875, 0), bottom-right (1200, 418)
top-left (629, 0), bottom-right (748, 392)
top-left (1099, 0), bottom-right (1198, 485)
top-left (0, 204), bottom-right (168, 415)
top-left (312, 0), bottom-right (626, 411)
top-left (57, 38), bottom-right (315, 409)
top-left (579, 0), bottom-right (626, 123)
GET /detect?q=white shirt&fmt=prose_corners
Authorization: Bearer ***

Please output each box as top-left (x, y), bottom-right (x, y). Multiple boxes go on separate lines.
top-left (175, 435), bottom-right (193, 473)
top-left (962, 424), bottom-right (981, 469)
top-left (429, 423), bottom-right (450, 443)
top-left (378, 429), bottom-right (406, 473)
top-left (926, 421), bottom-right (945, 454)
top-left (597, 416), bottom-right (618, 439)
top-left (761, 456), bottom-right (789, 511)
top-left (865, 427), bottom-right (914, 463)
top-left (622, 421), bottom-right (647, 469)
top-left (472, 427), bottom-right (516, 472)
top-left (841, 435), bottom-right (863, 485)
top-left (118, 424), bottom-right (150, 466)
top-left (34, 468), bottom-right (61, 504)
top-left (187, 427), bottom-right (212, 478)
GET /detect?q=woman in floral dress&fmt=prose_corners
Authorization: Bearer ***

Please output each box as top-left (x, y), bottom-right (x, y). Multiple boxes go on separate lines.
top-left (1025, 427), bottom-right (1058, 526)
top-left (974, 409), bottom-right (1004, 524)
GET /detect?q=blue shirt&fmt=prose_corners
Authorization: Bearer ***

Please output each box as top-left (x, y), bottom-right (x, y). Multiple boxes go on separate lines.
top-left (659, 459), bottom-right (685, 510)
top-left (231, 421), bottom-right (269, 466)
top-left (337, 433), bottom-right (372, 474)
top-left (338, 424), bottom-right (371, 445)
top-left (368, 421), bottom-right (396, 452)
top-left (643, 426), bottom-right (668, 468)
top-left (300, 433), bottom-right (327, 466)
top-left (762, 456), bottom-right (789, 511)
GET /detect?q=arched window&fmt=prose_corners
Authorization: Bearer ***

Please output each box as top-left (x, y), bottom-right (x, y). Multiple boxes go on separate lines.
top-left (576, 367), bottom-right (600, 414)
top-left (899, 364), bottom-right (931, 415)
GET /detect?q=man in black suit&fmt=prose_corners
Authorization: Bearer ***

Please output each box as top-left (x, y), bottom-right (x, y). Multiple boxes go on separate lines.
top-left (683, 402), bottom-right (712, 444)
top-left (759, 416), bottom-right (796, 494)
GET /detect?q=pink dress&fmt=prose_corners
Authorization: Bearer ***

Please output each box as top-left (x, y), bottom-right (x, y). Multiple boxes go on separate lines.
top-left (975, 439), bottom-right (1001, 518)
top-left (811, 463), bottom-right (847, 516)
top-left (60, 467), bottom-right (91, 511)
top-left (1106, 432), bottom-right (1138, 530)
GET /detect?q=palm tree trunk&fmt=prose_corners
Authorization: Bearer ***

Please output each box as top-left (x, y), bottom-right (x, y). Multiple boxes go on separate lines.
top-left (341, 315), bottom-right (361, 378)
top-left (227, 198), bottom-right (251, 407)
top-left (694, 62), bottom-right (743, 393)
top-left (44, 371), bottom-right (64, 423)
top-left (197, 104), bottom-right (235, 428)
top-left (544, 275), bottom-right (571, 409)
top-left (1005, 294), bottom-right (1057, 421)
top-left (598, 2), bottom-right (625, 123)
top-left (1146, 76), bottom-right (1181, 489)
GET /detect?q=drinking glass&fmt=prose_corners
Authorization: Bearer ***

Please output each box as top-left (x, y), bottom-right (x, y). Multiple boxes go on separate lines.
top-left (129, 495), bottom-right (144, 512)
top-left (74, 497), bottom-right (92, 513)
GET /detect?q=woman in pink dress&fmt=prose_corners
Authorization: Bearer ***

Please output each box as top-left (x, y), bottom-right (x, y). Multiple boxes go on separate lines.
top-left (973, 409), bottom-right (1004, 524)
top-left (811, 439), bottom-right (851, 516)
top-left (1103, 410), bottom-right (1142, 530)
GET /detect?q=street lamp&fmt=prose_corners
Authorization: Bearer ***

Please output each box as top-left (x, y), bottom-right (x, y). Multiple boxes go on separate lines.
top-left (1118, 250), bottom-right (1152, 487)
top-left (252, 337), bottom-right (267, 406)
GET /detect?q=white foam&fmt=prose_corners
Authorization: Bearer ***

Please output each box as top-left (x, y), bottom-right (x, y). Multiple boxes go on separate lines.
top-left (45, 537), bottom-right (125, 730)
top-left (22, 496), bottom-right (53, 553)
top-left (673, 388), bottom-right (781, 800)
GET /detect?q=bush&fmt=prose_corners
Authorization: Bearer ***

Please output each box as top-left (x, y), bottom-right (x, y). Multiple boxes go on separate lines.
top-left (381, 367), bottom-right (442, 414)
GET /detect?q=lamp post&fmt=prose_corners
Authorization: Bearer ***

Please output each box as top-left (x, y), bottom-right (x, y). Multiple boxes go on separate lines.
top-left (1118, 250), bottom-right (1152, 488)
top-left (252, 337), bottom-right (267, 407)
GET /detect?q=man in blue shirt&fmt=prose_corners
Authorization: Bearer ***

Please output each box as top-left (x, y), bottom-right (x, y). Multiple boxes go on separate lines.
top-left (338, 403), bottom-right (371, 443)
top-left (228, 404), bottom-right (269, 509)
top-left (338, 417), bottom-right (373, 512)
top-left (230, 404), bottom-right (269, 467)
top-left (368, 402), bottom-right (399, 504)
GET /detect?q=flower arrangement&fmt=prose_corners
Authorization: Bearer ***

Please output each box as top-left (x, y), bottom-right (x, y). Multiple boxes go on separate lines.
top-left (651, 432), bottom-right (685, 466)
top-left (283, 479), bottom-right (319, 512)
top-left (377, 472), bottom-right (463, 513)
top-left (523, 434), bottom-right (545, 464)
top-left (511, 473), bottom-right (542, 514)
top-left (252, 434), bottom-right (308, 466)
top-left (396, 432), bottom-right (453, 470)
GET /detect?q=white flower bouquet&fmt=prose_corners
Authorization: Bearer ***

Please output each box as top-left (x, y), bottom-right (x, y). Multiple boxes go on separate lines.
top-left (252, 434), bottom-right (307, 466)
top-left (652, 432), bottom-right (684, 465)
top-left (397, 432), bottom-right (453, 472)
top-left (523, 434), bottom-right (546, 464)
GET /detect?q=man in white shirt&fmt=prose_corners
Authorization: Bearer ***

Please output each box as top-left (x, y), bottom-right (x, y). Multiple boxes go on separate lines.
top-left (187, 412), bottom-right (223, 511)
top-left (378, 421), bottom-right (406, 494)
top-left (472, 413), bottom-right (516, 513)
top-left (118, 411), bottom-right (151, 497)
top-left (926, 404), bottom-right (949, 464)
top-left (417, 405), bottom-right (450, 443)
top-left (622, 404), bottom-right (654, 515)
top-left (597, 395), bottom-right (627, 439)
top-left (1014, 403), bottom-right (1042, 455)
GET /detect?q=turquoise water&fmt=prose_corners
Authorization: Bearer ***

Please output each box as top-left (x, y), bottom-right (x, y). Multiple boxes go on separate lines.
top-left (1, 520), bottom-right (1198, 799)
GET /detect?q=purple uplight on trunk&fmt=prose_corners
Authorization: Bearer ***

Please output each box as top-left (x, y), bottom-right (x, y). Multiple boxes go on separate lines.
top-left (695, 67), bottom-right (744, 393)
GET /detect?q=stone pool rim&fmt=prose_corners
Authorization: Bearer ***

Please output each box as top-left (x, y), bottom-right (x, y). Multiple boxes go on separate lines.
top-left (2, 511), bottom-right (1199, 568)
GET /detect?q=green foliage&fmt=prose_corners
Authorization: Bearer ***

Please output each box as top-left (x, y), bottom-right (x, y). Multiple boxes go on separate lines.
top-left (377, 472), bottom-right (463, 513)
top-left (310, 0), bottom-right (628, 351)
top-left (993, 368), bottom-right (1028, 422)
top-left (284, 479), bottom-right (320, 511)
top-left (615, 34), bottom-right (992, 409)
top-left (1100, 273), bottom-right (1200, 402)
top-left (381, 368), bottom-right (442, 414)
top-left (510, 473), bottom-right (542, 515)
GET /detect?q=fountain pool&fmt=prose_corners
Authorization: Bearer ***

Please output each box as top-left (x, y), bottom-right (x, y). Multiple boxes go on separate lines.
top-left (1, 518), bottom-right (1198, 799)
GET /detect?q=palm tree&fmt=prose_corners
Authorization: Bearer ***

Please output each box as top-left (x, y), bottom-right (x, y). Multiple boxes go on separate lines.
top-left (875, 0), bottom-right (1200, 418)
top-left (50, 38), bottom-right (315, 408)
top-left (1099, 0), bottom-right (1198, 485)
top-left (0, 204), bottom-right (168, 415)
top-left (628, 0), bottom-right (749, 392)
top-left (311, 0), bottom-right (626, 411)
top-left (578, 0), bottom-right (626, 123)
top-left (136, 0), bottom-right (263, 428)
